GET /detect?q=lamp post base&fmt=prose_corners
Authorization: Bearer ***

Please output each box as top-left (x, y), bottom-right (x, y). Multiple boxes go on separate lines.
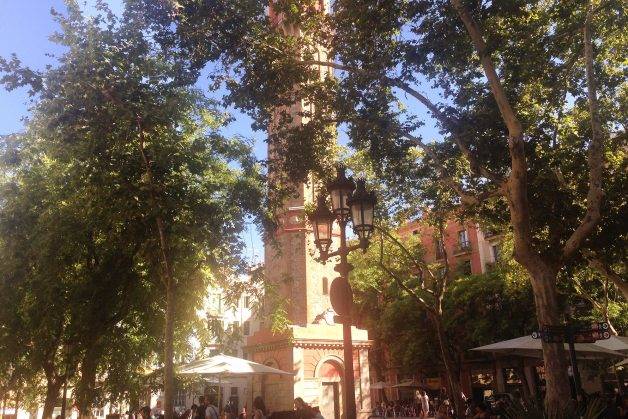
top-left (341, 318), bottom-right (357, 419)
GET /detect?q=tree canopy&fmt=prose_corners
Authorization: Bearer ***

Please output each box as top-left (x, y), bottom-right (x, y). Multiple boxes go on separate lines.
top-left (0, 1), bottom-right (266, 415)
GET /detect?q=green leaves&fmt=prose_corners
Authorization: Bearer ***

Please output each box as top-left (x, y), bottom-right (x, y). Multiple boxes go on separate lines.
top-left (0, 1), bottom-right (266, 410)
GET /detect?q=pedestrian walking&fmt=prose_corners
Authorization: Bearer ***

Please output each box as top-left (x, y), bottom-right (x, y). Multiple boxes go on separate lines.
top-left (252, 396), bottom-right (266, 419)
top-left (419, 390), bottom-right (429, 419)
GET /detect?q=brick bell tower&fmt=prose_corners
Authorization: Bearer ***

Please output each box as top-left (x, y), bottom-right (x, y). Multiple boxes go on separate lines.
top-left (245, 2), bottom-right (372, 419)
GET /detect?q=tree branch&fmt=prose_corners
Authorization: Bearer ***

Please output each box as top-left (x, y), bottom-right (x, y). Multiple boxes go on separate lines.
top-left (448, 0), bottom-right (539, 268)
top-left (377, 233), bottom-right (435, 312)
top-left (375, 224), bottom-right (436, 288)
top-left (586, 255), bottom-right (628, 301)
top-left (302, 59), bottom-right (504, 184)
top-left (449, 0), bottom-right (523, 139)
top-left (561, 3), bottom-right (605, 262)
top-left (404, 132), bottom-right (504, 206)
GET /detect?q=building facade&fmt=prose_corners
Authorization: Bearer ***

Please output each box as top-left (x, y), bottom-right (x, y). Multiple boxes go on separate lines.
top-left (398, 219), bottom-right (502, 275)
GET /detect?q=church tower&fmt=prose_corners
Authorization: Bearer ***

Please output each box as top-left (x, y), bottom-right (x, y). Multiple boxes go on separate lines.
top-left (245, 2), bottom-right (372, 419)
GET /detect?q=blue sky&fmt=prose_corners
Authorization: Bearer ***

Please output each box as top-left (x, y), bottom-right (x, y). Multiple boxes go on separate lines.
top-left (0, 1), bottom-right (441, 265)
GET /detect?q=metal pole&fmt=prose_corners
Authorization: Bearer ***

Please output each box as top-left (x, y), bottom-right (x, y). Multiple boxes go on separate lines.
top-left (338, 219), bottom-right (357, 419)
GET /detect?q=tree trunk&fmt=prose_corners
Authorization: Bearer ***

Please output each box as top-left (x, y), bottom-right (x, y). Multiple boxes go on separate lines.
top-left (15, 390), bottom-right (20, 418)
top-left (431, 314), bottom-right (465, 417)
top-left (77, 343), bottom-right (100, 417)
top-left (43, 378), bottom-right (62, 419)
top-left (136, 117), bottom-right (176, 419)
top-left (526, 267), bottom-right (572, 414)
top-left (163, 269), bottom-right (176, 419)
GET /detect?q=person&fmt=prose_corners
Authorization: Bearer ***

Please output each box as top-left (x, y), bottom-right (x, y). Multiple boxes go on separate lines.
top-left (205, 396), bottom-right (219, 419)
top-left (294, 398), bottom-right (315, 419)
top-left (252, 396), bottom-right (266, 419)
top-left (312, 406), bottom-right (324, 419)
top-left (472, 402), bottom-right (490, 419)
top-left (619, 395), bottom-right (628, 418)
top-left (225, 400), bottom-right (237, 419)
top-left (140, 406), bottom-right (152, 419)
top-left (197, 397), bottom-right (207, 419)
top-left (435, 404), bottom-right (451, 419)
top-left (419, 390), bottom-right (429, 418)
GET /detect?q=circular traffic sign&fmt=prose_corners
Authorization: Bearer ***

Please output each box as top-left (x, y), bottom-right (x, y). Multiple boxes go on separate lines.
top-left (330, 277), bottom-right (353, 316)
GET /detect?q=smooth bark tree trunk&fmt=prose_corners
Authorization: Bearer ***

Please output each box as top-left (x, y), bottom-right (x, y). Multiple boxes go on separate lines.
top-left (77, 343), bottom-right (100, 417)
top-left (136, 117), bottom-right (176, 419)
top-left (432, 314), bottom-right (465, 417)
top-left (527, 267), bottom-right (572, 414)
top-left (163, 269), bottom-right (176, 419)
top-left (43, 378), bottom-right (63, 419)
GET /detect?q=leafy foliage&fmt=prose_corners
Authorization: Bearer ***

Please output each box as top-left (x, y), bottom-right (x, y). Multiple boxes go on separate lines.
top-left (0, 0), bottom-right (266, 412)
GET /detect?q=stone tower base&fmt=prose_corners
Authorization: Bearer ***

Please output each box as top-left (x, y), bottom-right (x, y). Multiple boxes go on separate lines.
top-left (246, 324), bottom-right (372, 419)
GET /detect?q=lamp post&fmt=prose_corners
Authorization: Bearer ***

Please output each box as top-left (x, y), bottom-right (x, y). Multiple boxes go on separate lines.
top-left (309, 167), bottom-right (376, 419)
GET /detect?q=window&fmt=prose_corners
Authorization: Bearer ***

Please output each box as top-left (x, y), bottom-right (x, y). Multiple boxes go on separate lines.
top-left (243, 321), bottom-right (250, 336)
top-left (232, 321), bottom-right (240, 333)
top-left (492, 245), bottom-right (500, 262)
top-left (322, 277), bottom-right (329, 295)
top-left (457, 230), bottom-right (471, 252)
top-left (207, 293), bottom-right (222, 315)
top-left (231, 387), bottom-right (238, 396)
top-left (243, 296), bottom-right (250, 308)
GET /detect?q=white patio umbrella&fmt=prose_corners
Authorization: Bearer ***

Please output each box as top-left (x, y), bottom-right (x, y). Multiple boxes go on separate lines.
top-left (178, 354), bottom-right (293, 412)
top-left (592, 335), bottom-right (628, 353)
top-left (470, 335), bottom-right (626, 360)
top-left (392, 378), bottom-right (427, 388)
top-left (370, 381), bottom-right (390, 389)
top-left (178, 354), bottom-right (294, 376)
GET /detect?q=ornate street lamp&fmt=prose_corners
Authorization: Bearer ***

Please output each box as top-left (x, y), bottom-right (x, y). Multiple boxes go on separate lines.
top-left (310, 195), bottom-right (335, 257)
top-left (308, 166), bottom-right (377, 419)
top-left (327, 166), bottom-right (355, 220)
top-left (348, 178), bottom-right (377, 243)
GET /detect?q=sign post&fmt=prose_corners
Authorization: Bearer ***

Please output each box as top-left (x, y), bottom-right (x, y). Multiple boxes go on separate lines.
top-left (532, 322), bottom-right (611, 398)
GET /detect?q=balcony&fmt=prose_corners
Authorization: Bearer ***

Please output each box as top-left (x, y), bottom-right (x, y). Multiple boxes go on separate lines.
top-left (454, 241), bottom-right (472, 254)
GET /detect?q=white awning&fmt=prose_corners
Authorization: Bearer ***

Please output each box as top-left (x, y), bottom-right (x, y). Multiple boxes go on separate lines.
top-left (178, 354), bottom-right (294, 376)
top-left (470, 335), bottom-right (626, 360)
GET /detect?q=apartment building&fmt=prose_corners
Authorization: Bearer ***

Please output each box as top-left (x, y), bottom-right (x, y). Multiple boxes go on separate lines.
top-left (398, 219), bottom-right (502, 275)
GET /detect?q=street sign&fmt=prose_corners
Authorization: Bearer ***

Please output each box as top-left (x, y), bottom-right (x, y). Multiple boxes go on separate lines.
top-left (573, 330), bottom-right (611, 343)
top-left (543, 333), bottom-right (565, 344)
top-left (542, 324), bottom-right (566, 334)
top-left (533, 323), bottom-right (611, 343)
top-left (531, 331), bottom-right (564, 343)
top-left (587, 322), bottom-right (610, 332)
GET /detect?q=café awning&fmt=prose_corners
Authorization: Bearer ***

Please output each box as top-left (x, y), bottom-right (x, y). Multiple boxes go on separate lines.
top-left (470, 335), bottom-right (626, 360)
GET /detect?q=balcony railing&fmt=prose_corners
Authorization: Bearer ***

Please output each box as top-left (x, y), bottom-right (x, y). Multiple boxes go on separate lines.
top-left (454, 241), bottom-right (472, 254)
